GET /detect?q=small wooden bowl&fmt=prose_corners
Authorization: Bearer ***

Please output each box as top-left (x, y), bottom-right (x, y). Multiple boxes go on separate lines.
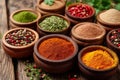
top-left (65, 3), bottom-right (95, 25)
top-left (71, 22), bottom-right (106, 46)
top-left (97, 10), bottom-right (120, 32)
top-left (2, 28), bottom-right (39, 58)
top-left (106, 28), bottom-right (120, 57)
top-left (10, 9), bottom-right (41, 30)
top-left (36, 0), bottom-right (65, 15)
top-left (37, 14), bottom-right (71, 36)
top-left (33, 34), bottom-right (78, 73)
top-left (78, 45), bottom-right (119, 80)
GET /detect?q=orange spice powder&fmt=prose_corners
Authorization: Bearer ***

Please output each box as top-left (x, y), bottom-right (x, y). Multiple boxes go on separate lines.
top-left (38, 38), bottom-right (74, 60)
top-left (82, 50), bottom-right (115, 69)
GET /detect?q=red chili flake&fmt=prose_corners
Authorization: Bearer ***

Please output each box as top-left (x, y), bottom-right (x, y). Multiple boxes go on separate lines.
top-left (68, 4), bottom-right (93, 18)
top-left (69, 77), bottom-right (77, 80)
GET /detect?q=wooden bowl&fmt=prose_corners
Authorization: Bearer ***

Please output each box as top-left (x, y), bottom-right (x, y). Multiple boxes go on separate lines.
top-left (33, 34), bottom-right (78, 73)
top-left (71, 22), bottom-right (106, 46)
top-left (10, 8), bottom-right (41, 30)
top-left (2, 28), bottom-right (39, 58)
top-left (106, 28), bottom-right (120, 58)
top-left (36, 0), bottom-right (65, 15)
top-left (97, 10), bottom-right (120, 32)
top-left (65, 3), bottom-right (95, 25)
top-left (78, 45), bottom-right (119, 79)
top-left (37, 14), bottom-right (71, 36)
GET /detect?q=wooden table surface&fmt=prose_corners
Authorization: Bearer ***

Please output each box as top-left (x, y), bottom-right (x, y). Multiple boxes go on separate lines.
top-left (0, 0), bottom-right (120, 80)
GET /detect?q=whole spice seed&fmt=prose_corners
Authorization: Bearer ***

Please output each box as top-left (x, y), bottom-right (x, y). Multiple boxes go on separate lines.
top-left (5, 29), bottom-right (35, 46)
top-left (13, 11), bottom-right (37, 23)
top-left (39, 16), bottom-right (68, 32)
top-left (110, 29), bottom-right (120, 47)
top-left (99, 9), bottom-right (120, 24)
top-left (68, 4), bottom-right (93, 18)
top-left (24, 60), bottom-right (52, 80)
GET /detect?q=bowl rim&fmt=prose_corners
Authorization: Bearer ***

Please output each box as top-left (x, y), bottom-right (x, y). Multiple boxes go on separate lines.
top-left (71, 22), bottom-right (106, 41)
top-left (65, 3), bottom-right (95, 20)
top-left (37, 0), bottom-right (65, 11)
top-left (2, 28), bottom-right (39, 49)
top-left (106, 28), bottom-right (120, 50)
top-left (78, 45), bottom-right (119, 72)
top-left (34, 34), bottom-right (78, 63)
top-left (97, 9), bottom-right (120, 26)
top-left (10, 8), bottom-right (41, 25)
top-left (37, 13), bottom-right (71, 33)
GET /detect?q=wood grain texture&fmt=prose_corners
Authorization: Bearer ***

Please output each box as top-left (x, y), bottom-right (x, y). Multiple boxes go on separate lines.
top-left (0, 0), bottom-right (15, 80)
top-left (8, 0), bottom-right (37, 80)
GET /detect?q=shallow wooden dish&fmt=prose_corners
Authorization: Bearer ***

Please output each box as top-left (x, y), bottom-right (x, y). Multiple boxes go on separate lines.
top-left (78, 45), bottom-right (119, 80)
top-left (97, 10), bottom-right (120, 32)
top-left (37, 14), bottom-right (71, 36)
top-left (36, 0), bottom-right (65, 15)
top-left (65, 3), bottom-right (95, 25)
top-left (33, 34), bottom-right (78, 73)
top-left (2, 28), bottom-right (39, 58)
top-left (106, 28), bottom-right (120, 57)
top-left (10, 8), bottom-right (41, 30)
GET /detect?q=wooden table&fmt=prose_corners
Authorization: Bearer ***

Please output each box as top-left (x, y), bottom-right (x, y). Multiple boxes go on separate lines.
top-left (0, 0), bottom-right (120, 80)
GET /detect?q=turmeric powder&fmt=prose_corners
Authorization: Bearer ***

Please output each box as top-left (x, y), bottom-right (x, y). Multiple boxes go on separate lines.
top-left (82, 50), bottom-right (115, 70)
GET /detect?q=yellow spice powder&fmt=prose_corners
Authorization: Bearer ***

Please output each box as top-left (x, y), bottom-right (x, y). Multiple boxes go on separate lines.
top-left (82, 50), bottom-right (115, 69)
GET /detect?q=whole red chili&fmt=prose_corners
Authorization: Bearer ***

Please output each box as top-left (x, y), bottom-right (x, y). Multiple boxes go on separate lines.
top-left (68, 4), bottom-right (93, 18)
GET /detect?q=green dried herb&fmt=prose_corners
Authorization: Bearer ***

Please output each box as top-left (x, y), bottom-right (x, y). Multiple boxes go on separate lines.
top-left (44, 0), bottom-right (54, 6)
top-left (39, 16), bottom-right (68, 32)
top-left (24, 60), bottom-right (52, 80)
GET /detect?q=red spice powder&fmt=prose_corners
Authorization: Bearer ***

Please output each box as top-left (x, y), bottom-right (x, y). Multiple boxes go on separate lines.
top-left (38, 38), bottom-right (74, 60)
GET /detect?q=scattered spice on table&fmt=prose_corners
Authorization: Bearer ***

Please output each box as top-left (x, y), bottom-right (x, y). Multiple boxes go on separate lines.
top-left (13, 11), bottom-right (37, 23)
top-left (109, 29), bottom-right (120, 47)
top-left (39, 16), bottom-right (68, 32)
top-left (68, 4), bottom-right (93, 18)
top-left (38, 37), bottom-right (74, 60)
top-left (24, 60), bottom-right (52, 80)
top-left (99, 9), bottom-right (120, 24)
top-left (82, 50), bottom-right (115, 69)
top-left (5, 29), bottom-right (35, 46)
top-left (74, 23), bottom-right (103, 39)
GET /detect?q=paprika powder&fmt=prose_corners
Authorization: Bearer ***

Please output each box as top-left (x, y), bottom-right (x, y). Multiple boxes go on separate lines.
top-left (38, 37), bottom-right (74, 60)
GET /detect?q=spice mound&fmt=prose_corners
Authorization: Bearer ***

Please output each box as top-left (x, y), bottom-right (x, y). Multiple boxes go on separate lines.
top-left (68, 4), bottom-right (93, 18)
top-left (82, 50), bottom-right (115, 69)
top-left (5, 29), bottom-right (35, 46)
top-left (74, 23), bottom-right (104, 39)
top-left (99, 9), bottom-right (120, 24)
top-left (109, 29), bottom-right (120, 47)
top-left (13, 11), bottom-right (37, 23)
top-left (39, 16), bottom-right (68, 32)
top-left (38, 38), bottom-right (74, 60)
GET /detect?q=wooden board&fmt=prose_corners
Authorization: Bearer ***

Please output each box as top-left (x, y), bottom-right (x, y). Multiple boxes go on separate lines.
top-left (0, 0), bottom-right (15, 80)
top-left (8, 0), bottom-right (37, 80)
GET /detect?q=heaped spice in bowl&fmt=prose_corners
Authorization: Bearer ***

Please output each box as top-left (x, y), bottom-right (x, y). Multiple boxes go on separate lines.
top-left (99, 9), bottom-right (120, 24)
top-left (38, 37), bottom-right (74, 60)
top-left (68, 4), bottom-right (94, 18)
top-left (82, 49), bottom-right (115, 70)
top-left (39, 16), bottom-right (68, 32)
top-left (73, 23), bottom-right (104, 40)
top-left (13, 11), bottom-right (37, 23)
top-left (5, 28), bottom-right (35, 46)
